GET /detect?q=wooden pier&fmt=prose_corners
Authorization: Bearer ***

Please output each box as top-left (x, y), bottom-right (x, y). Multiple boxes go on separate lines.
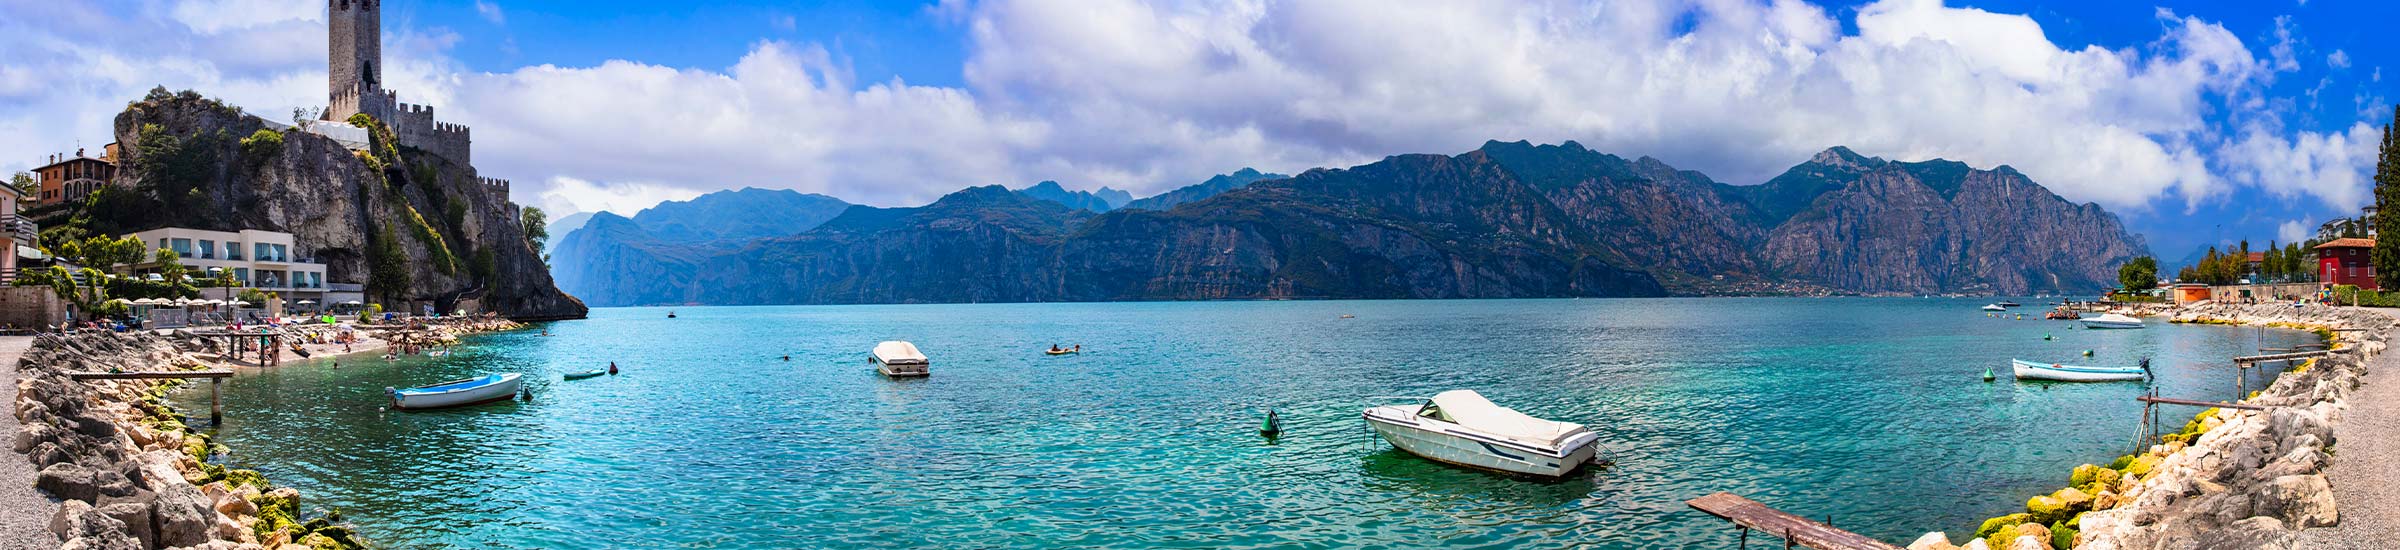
top-left (67, 370), bottom-right (235, 424)
top-left (1686, 492), bottom-right (1903, 550)
top-left (2232, 349), bottom-right (2331, 364)
top-left (2135, 395), bottom-right (2271, 411)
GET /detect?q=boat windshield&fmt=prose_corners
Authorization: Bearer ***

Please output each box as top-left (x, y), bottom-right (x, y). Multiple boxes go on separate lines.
top-left (1416, 400), bottom-right (1452, 422)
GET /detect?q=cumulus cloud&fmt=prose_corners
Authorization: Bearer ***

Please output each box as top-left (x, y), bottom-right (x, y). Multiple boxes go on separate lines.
top-left (535, 176), bottom-right (704, 217)
top-left (2328, 49), bottom-right (2350, 70)
top-left (2279, 218), bottom-right (2312, 244)
top-left (0, 0), bottom-right (2386, 220)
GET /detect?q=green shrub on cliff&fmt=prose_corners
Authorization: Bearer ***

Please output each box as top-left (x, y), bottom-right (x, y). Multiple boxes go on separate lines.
top-left (239, 128), bottom-right (285, 166)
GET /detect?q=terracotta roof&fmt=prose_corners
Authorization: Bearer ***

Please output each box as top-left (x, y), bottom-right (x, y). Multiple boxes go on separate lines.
top-left (2315, 237), bottom-right (2377, 249)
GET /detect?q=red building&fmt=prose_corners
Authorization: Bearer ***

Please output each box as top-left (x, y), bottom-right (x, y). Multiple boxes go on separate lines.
top-left (2315, 238), bottom-right (2378, 290)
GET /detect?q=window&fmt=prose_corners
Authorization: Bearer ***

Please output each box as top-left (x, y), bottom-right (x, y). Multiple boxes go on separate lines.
top-left (198, 240), bottom-right (215, 259)
top-left (170, 239), bottom-right (192, 258)
top-left (255, 243), bottom-right (270, 261)
top-left (233, 268), bottom-right (247, 282)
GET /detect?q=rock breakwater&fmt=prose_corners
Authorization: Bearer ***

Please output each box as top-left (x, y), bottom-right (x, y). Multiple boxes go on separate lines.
top-left (15, 332), bottom-right (365, 550)
top-left (1908, 304), bottom-right (2393, 550)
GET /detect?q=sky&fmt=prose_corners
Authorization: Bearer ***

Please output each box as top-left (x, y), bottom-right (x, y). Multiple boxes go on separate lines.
top-left (0, 0), bottom-right (2392, 260)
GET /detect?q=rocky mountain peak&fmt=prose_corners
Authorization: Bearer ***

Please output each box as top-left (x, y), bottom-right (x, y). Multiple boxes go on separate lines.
top-left (1809, 146), bottom-right (1883, 169)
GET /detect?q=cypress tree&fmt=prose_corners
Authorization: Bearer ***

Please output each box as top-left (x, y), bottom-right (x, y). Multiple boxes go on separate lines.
top-left (2378, 108), bottom-right (2400, 289)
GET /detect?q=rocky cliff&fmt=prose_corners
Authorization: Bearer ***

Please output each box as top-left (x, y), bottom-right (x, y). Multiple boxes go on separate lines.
top-left (1757, 148), bottom-right (2149, 295)
top-left (74, 90), bottom-right (584, 319)
top-left (546, 141), bottom-right (2148, 305)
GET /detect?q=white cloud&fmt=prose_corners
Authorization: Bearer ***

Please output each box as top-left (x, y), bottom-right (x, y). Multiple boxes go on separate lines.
top-left (0, 0), bottom-right (2384, 220)
top-left (2279, 219), bottom-right (2312, 244)
top-left (475, 1), bottom-right (506, 25)
top-left (535, 176), bottom-right (704, 217)
top-left (2328, 49), bottom-right (2350, 69)
top-left (2267, 15), bottom-right (2301, 72)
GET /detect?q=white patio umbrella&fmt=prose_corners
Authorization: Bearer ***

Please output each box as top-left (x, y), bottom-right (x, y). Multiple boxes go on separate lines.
top-left (341, 300), bottom-right (363, 305)
top-left (297, 300), bottom-right (317, 305)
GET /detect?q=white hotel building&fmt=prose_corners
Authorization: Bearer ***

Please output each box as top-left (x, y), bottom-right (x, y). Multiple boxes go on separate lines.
top-left (125, 228), bottom-right (340, 302)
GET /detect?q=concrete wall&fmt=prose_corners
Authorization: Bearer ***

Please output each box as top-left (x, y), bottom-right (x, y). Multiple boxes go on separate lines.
top-left (0, 287), bottom-right (67, 329)
top-left (2207, 282), bottom-right (2324, 303)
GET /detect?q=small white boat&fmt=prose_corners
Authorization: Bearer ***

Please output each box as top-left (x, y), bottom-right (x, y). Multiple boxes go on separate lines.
top-left (871, 341), bottom-right (930, 378)
top-left (388, 373), bottom-right (522, 409)
top-left (1362, 390), bottom-right (1600, 478)
top-left (1981, 304), bottom-right (2007, 311)
top-left (2080, 313), bottom-right (2144, 329)
top-left (2011, 359), bottom-right (2146, 382)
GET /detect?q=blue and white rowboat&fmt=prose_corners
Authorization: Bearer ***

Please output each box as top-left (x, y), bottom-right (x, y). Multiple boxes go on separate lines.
top-left (1362, 390), bottom-right (1599, 478)
top-left (389, 373), bottom-right (523, 410)
top-left (2011, 359), bottom-right (2146, 382)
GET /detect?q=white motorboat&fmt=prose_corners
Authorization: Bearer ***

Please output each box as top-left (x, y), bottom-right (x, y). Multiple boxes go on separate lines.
top-left (871, 341), bottom-right (930, 378)
top-left (2080, 313), bottom-right (2144, 329)
top-left (1981, 304), bottom-right (2007, 311)
top-left (388, 373), bottom-right (522, 410)
top-left (1362, 390), bottom-right (1599, 478)
top-left (2011, 359), bottom-right (2146, 382)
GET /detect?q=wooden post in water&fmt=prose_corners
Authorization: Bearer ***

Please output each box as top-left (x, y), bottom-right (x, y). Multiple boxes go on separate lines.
top-left (210, 377), bottom-right (221, 424)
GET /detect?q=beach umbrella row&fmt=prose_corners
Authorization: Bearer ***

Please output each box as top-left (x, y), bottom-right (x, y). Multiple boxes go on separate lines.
top-left (122, 298), bottom-right (260, 307)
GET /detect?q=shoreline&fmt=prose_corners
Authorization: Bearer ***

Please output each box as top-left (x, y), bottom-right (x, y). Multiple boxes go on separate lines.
top-left (12, 317), bottom-right (527, 549)
top-left (1907, 303), bottom-right (2393, 550)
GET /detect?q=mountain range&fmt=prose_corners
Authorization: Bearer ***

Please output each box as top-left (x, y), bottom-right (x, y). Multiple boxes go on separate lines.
top-left (546, 141), bottom-right (2149, 306)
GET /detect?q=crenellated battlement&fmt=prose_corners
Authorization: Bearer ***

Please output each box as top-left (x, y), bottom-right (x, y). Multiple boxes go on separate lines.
top-left (319, 0), bottom-right (477, 171)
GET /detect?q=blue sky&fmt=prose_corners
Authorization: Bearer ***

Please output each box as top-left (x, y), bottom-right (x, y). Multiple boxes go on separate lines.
top-left (1, 0), bottom-right (2392, 261)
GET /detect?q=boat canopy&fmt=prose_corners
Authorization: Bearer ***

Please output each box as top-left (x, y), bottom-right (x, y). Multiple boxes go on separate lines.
top-left (1427, 390), bottom-right (1588, 447)
top-left (873, 341), bottom-right (928, 364)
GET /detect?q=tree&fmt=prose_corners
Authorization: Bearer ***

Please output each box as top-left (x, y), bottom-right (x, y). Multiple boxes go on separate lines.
top-left (520, 206), bottom-right (551, 265)
top-left (521, 206), bottom-right (549, 249)
top-left (7, 172), bottom-right (32, 196)
top-left (2378, 106), bottom-right (2400, 289)
top-left (367, 227), bottom-right (411, 306)
top-left (2119, 256), bottom-right (2159, 291)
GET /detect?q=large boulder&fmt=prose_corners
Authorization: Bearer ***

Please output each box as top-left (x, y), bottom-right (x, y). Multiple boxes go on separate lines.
top-left (2252, 474), bottom-right (2337, 528)
top-left (152, 479), bottom-right (220, 547)
top-left (1908, 532), bottom-right (1960, 550)
top-left (95, 502), bottom-right (155, 550)
top-left (38, 462), bottom-right (100, 502)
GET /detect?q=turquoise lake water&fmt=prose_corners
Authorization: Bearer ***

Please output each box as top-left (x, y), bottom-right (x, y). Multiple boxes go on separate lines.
top-left (170, 298), bottom-right (2317, 549)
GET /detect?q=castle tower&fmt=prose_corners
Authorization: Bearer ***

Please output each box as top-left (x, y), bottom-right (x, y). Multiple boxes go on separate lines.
top-left (327, 0), bottom-right (383, 120)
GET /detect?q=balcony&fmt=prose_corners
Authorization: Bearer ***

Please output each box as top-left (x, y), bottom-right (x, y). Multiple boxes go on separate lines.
top-left (0, 216), bottom-right (33, 244)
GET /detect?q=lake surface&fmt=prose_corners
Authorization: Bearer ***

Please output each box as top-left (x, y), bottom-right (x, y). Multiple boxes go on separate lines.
top-left (172, 298), bottom-right (2316, 549)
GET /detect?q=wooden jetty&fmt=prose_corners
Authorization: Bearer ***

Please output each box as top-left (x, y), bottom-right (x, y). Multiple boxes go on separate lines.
top-left (67, 370), bottom-right (235, 423)
top-left (2231, 349), bottom-right (2332, 364)
top-left (188, 331), bottom-right (286, 367)
top-left (2135, 395), bottom-right (2271, 411)
top-left (1686, 492), bottom-right (1903, 550)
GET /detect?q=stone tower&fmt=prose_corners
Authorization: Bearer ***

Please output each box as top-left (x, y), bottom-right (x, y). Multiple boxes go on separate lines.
top-left (327, 0), bottom-right (383, 120)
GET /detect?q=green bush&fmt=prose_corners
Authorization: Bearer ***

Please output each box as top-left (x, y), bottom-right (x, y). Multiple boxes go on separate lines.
top-left (2329, 285), bottom-right (2400, 307)
top-left (239, 128), bottom-right (284, 164)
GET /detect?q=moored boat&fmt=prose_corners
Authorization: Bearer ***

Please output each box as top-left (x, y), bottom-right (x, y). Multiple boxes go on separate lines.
top-left (2010, 359), bottom-right (2145, 382)
top-left (563, 370), bottom-right (607, 380)
top-left (389, 373), bottom-right (523, 410)
top-left (872, 341), bottom-right (930, 377)
top-left (1997, 301), bottom-right (2022, 307)
top-left (1981, 304), bottom-right (2007, 311)
top-left (2080, 313), bottom-right (2144, 329)
top-left (1361, 390), bottom-right (1599, 478)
